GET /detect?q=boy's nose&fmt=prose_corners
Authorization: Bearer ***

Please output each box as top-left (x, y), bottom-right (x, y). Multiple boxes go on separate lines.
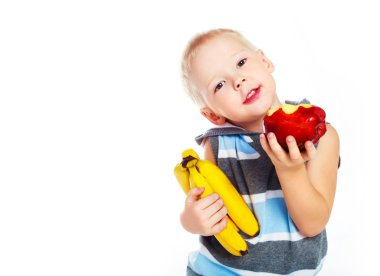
top-left (235, 78), bottom-right (246, 89)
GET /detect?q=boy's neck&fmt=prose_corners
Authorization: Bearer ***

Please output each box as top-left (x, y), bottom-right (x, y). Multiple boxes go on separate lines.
top-left (228, 96), bottom-right (283, 133)
top-left (226, 117), bottom-right (265, 133)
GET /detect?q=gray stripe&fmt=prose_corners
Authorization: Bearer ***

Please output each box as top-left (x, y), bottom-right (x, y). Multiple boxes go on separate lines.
top-left (210, 135), bottom-right (280, 195)
top-left (200, 231), bottom-right (327, 274)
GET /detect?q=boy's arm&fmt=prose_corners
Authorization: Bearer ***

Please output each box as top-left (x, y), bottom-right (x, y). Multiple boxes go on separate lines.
top-left (260, 124), bottom-right (340, 237)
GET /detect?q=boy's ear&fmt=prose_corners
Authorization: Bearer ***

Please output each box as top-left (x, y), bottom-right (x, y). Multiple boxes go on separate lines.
top-left (257, 49), bottom-right (275, 73)
top-left (200, 107), bottom-right (226, 125)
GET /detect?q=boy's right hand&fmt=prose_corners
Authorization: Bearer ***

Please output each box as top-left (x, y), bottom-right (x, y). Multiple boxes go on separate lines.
top-left (180, 187), bottom-right (228, 236)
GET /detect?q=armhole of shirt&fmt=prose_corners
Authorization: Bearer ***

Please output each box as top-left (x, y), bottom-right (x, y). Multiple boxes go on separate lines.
top-left (209, 136), bottom-right (219, 166)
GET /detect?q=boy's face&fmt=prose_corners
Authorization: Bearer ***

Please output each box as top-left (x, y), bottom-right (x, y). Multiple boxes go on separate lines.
top-left (190, 33), bottom-right (278, 131)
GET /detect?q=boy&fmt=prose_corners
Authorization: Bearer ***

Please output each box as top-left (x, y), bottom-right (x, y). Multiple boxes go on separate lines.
top-left (180, 29), bottom-right (340, 275)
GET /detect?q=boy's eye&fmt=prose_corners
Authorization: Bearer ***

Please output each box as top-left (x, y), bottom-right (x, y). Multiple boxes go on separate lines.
top-left (237, 58), bottom-right (247, 67)
top-left (214, 81), bottom-right (225, 92)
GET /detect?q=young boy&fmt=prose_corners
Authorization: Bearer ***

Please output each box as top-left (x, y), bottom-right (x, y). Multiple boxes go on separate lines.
top-left (180, 29), bottom-right (340, 275)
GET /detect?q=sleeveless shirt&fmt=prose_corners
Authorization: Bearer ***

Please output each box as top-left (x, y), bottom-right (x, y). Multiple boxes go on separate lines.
top-left (187, 100), bottom-right (328, 275)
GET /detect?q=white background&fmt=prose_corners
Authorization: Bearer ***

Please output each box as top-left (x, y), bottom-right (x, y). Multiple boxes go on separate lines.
top-left (0, 1), bottom-right (378, 275)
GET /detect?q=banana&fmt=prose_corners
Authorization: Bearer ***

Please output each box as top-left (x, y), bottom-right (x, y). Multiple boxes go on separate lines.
top-left (174, 164), bottom-right (190, 194)
top-left (174, 148), bottom-right (260, 256)
top-left (214, 221), bottom-right (246, 256)
top-left (195, 158), bottom-right (260, 237)
top-left (187, 163), bottom-right (248, 256)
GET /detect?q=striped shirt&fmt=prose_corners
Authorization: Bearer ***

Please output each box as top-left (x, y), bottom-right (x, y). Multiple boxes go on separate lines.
top-left (187, 120), bottom-right (327, 275)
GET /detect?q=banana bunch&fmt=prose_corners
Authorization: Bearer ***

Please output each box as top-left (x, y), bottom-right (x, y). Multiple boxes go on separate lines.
top-left (174, 148), bottom-right (260, 256)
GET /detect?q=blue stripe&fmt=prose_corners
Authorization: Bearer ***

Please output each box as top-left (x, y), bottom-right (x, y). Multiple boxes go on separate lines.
top-left (193, 252), bottom-right (239, 276)
top-left (252, 197), bottom-right (298, 235)
top-left (219, 135), bottom-right (259, 156)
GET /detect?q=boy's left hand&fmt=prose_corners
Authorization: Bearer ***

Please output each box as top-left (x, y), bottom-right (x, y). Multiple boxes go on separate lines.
top-left (260, 132), bottom-right (317, 171)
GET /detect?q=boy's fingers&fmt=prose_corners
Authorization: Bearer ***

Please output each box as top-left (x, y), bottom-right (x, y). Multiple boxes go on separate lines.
top-left (303, 141), bottom-right (317, 160)
top-left (186, 187), bottom-right (204, 203)
top-left (207, 201), bottom-right (227, 224)
top-left (210, 216), bottom-right (228, 235)
top-left (197, 193), bottom-right (220, 210)
top-left (266, 132), bottom-right (287, 161)
top-left (204, 198), bottom-right (224, 217)
top-left (286, 136), bottom-right (302, 161)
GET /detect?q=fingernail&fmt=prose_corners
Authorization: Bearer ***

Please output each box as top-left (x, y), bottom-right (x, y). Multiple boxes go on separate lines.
top-left (286, 136), bottom-right (294, 143)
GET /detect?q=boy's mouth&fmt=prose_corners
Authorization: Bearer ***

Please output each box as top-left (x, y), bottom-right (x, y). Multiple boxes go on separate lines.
top-left (243, 86), bottom-right (261, 104)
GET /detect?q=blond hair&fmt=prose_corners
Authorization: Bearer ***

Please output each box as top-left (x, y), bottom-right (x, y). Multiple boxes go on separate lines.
top-left (181, 28), bottom-right (257, 107)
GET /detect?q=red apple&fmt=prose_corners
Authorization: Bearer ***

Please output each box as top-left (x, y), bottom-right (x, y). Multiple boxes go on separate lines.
top-left (263, 104), bottom-right (327, 151)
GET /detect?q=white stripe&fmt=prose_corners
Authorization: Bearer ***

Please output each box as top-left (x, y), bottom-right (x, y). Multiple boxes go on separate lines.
top-left (197, 245), bottom-right (324, 276)
top-left (242, 135), bottom-right (253, 143)
top-left (242, 190), bottom-right (284, 204)
top-left (247, 231), bottom-right (305, 245)
top-left (219, 149), bottom-right (260, 160)
top-left (218, 149), bottom-right (236, 158)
